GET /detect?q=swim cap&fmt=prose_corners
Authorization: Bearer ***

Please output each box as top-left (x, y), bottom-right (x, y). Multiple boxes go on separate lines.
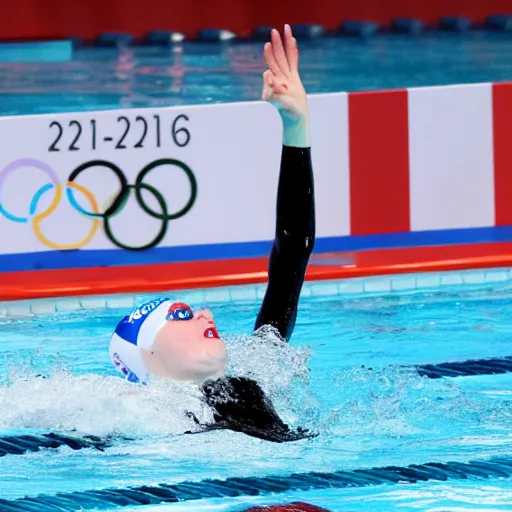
top-left (109, 297), bottom-right (172, 384)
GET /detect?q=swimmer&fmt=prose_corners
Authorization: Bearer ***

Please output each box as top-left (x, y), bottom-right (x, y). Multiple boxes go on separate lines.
top-left (111, 25), bottom-right (315, 443)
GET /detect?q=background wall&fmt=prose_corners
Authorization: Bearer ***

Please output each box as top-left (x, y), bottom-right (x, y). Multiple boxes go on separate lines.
top-left (1, 0), bottom-right (511, 41)
top-left (1, 81), bottom-right (512, 274)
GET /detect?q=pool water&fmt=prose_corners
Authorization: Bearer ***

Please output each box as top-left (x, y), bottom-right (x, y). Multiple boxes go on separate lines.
top-left (2, 32), bottom-right (512, 116)
top-left (0, 270), bottom-right (511, 511)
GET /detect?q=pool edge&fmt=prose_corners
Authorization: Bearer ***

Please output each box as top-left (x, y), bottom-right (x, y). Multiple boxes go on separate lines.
top-left (1, 242), bottom-right (512, 303)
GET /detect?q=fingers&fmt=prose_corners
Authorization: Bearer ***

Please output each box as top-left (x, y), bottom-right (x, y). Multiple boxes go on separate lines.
top-left (270, 28), bottom-right (291, 75)
top-left (263, 69), bottom-right (273, 86)
top-left (264, 25), bottom-right (298, 77)
top-left (262, 73), bottom-right (287, 100)
top-left (264, 42), bottom-right (282, 77)
top-left (261, 70), bottom-right (274, 101)
top-left (284, 24), bottom-right (299, 72)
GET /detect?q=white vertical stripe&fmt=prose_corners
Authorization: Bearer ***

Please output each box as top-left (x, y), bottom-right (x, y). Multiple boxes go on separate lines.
top-left (309, 93), bottom-right (350, 237)
top-left (408, 83), bottom-right (495, 231)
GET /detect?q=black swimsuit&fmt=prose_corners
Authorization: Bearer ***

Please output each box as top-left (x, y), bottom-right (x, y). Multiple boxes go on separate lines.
top-left (200, 145), bottom-right (316, 442)
top-left (255, 146), bottom-right (315, 341)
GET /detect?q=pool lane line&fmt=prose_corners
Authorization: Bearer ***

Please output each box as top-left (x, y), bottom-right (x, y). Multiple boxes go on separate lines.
top-left (0, 455), bottom-right (511, 511)
top-left (415, 355), bottom-right (512, 379)
top-left (0, 355), bottom-right (510, 461)
top-left (0, 432), bottom-right (111, 457)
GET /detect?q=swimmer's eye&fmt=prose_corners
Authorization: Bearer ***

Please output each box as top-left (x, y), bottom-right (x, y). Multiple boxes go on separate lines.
top-left (204, 327), bottom-right (220, 339)
top-left (166, 302), bottom-right (193, 321)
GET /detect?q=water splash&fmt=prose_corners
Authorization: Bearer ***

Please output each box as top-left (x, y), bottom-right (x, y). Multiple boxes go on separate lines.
top-left (321, 364), bottom-right (512, 441)
top-left (0, 329), bottom-right (316, 437)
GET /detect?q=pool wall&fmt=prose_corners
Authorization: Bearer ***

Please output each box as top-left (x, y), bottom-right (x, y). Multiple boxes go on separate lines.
top-left (2, 266), bottom-right (511, 319)
top-left (1, 81), bottom-right (512, 299)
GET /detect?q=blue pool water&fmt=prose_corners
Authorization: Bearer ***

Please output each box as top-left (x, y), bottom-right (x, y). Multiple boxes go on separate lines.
top-left (0, 270), bottom-right (511, 511)
top-left (2, 32), bottom-right (512, 116)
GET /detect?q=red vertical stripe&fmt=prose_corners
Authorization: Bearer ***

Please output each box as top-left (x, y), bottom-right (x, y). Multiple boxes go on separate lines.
top-left (349, 90), bottom-right (410, 235)
top-left (493, 82), bottom-right (512, 226)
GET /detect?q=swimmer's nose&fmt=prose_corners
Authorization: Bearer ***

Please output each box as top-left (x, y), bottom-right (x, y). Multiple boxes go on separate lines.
top-left (196, 309), bottom-right (214, 321)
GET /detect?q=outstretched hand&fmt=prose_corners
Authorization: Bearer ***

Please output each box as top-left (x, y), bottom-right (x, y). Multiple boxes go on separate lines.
top-left (262, 25), bottom-right (308, 125)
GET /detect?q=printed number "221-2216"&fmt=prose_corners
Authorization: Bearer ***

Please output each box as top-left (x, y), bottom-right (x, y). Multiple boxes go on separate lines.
top-left (48, 114), bottom-right (190, 152)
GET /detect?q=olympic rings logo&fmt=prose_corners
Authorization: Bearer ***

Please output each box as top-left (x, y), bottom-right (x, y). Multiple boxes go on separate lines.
top-left (0, 158), bottom-right (197, 251)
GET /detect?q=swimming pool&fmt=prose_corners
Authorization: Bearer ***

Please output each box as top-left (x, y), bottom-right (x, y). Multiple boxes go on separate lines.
top-left (0, 268), bottom-right (511, 511)
top-left (2, 32), bottom-right (512, 116)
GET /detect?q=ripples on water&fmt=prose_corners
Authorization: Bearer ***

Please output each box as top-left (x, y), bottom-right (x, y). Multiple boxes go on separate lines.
top-left (1, 281), bottom-right (512, 509)
top-left (1, 32), bottom-right (512, 116)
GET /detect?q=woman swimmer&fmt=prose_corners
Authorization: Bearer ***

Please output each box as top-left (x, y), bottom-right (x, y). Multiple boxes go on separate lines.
top-left (110, 25), bottom-right (315, 443)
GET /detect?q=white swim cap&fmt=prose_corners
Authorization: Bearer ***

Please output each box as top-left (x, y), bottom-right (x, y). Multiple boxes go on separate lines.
top-left (109, 297), bottom-right (173, 384)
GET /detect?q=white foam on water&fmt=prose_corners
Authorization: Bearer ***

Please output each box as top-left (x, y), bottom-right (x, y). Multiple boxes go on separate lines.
top-left (0, 327), bottom-right (314, 438)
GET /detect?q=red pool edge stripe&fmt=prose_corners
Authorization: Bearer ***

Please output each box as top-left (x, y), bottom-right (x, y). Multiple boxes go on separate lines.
top-left (2, 242), bottom-right (512, 301)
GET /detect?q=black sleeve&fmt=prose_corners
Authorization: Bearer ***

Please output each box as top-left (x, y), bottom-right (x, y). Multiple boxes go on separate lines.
top-left (254, 145), bottom-right (315, 342)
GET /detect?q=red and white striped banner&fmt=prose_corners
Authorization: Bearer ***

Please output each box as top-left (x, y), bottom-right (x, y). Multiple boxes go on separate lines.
top-left (322, 82), bottom-right (512, 238)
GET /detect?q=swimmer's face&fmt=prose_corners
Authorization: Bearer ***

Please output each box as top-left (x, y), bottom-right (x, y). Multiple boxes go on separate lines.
top-left (141, 302), bottom-right (227, 382)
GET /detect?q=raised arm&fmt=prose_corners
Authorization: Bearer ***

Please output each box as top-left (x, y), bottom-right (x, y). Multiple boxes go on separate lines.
top-left (199, 27), bottom-right (317, 443)
top-left (254, 25), bottom-right (315, 341)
